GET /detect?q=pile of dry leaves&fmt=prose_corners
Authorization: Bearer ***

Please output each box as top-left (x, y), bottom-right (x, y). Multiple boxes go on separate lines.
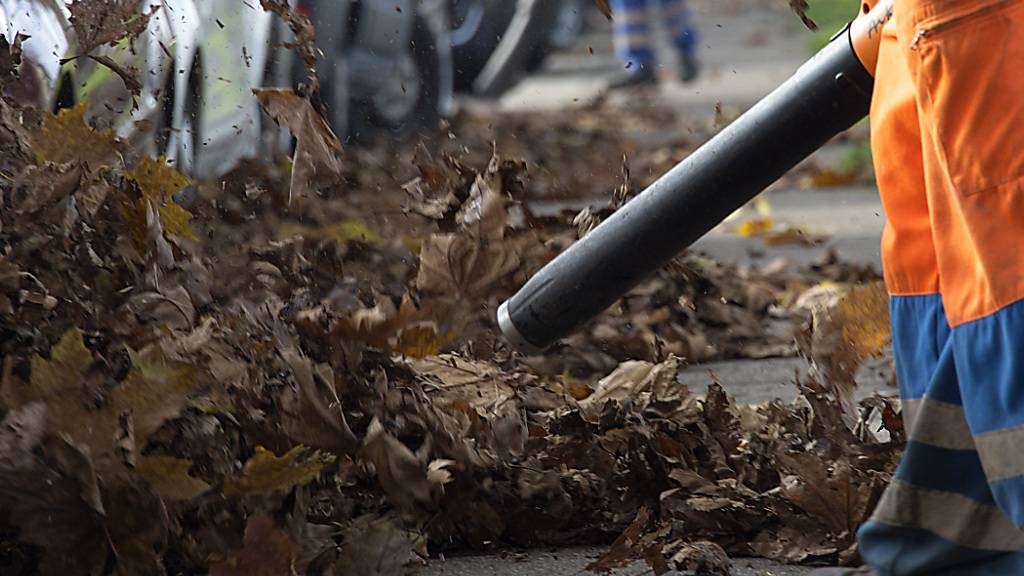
top-left (1, 20), bottom-right (898, 576)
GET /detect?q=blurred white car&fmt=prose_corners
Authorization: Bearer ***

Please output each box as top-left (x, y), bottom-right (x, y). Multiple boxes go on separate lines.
top-left (1, 0), bottom-right (295, 178)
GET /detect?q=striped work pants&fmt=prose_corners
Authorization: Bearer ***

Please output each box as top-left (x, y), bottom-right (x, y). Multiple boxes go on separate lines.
top-left (859, 1), bottom-right (1024, 573)
top-left (608, 0), bottom-right (697, 67)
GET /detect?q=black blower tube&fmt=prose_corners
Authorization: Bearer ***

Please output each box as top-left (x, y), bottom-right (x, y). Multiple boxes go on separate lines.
top-left (497, 25), bottom-right (874, 353)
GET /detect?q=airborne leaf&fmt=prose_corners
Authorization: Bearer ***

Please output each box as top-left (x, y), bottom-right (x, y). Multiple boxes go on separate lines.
top-left (32, 102), bottom-right (120, 166)
top-left (128, 156), bottom-right (196, 241)
top-left (253, 88), bottom-right (343, 205)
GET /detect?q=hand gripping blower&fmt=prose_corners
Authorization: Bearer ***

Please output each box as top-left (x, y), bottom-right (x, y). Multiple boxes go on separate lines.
top-left (498, 1), bottom-right (891, 353)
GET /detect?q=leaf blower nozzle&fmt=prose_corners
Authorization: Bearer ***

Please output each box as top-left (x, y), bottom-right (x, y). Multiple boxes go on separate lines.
top-left (498, 4), bottom-right (888, 353)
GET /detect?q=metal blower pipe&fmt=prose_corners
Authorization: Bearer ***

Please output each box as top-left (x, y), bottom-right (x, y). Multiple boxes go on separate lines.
top-left (498, 18), bottom-right (877, 353)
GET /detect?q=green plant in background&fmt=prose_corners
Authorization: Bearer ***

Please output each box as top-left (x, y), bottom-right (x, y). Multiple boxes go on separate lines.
top-left (840, 141), bottom-right (873, 176)
top-left (805, 0), bottom-right (863, 52)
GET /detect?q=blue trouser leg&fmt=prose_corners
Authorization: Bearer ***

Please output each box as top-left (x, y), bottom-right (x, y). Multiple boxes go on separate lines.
top-left (857, 296), bottom-right (1024, 575)
top-left (609, 0), bottom-right (654, 67)
top-left (656, 0), bottom-right (698, 53)
top-left (955, 300), bottom-right (1024, 529)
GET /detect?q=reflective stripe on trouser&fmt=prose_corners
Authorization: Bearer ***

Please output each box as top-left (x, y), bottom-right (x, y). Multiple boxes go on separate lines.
top-left (608, 0), bottom-right (697, 66)
top-left (857, 296), bottom-right (1024, 575)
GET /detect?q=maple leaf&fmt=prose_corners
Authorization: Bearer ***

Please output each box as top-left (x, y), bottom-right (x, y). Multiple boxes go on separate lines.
top-left (394, 324), bottom-right (455, 359)
top-left (128, 156), bottom-right (196, 241)
top-left (32, 101), bottom-right (120, 166)
top-left (111, 344), bottom-right (199, 441)
top-left (836, 281), bottom-right (891, 361)
top-left (26, 328), bottom-right (92, 399)
top-left (136, 455), bottom-right (211, 501)
top-left (223, 445), bottom-right (335, 498)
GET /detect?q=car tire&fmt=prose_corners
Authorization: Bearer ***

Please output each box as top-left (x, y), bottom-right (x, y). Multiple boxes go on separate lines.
top-left (450, 0), bottom-right (516, 92)
top-left (524, 0), bottom-right (587, 72)
top-left (347, 12), bottom-right (441, 142)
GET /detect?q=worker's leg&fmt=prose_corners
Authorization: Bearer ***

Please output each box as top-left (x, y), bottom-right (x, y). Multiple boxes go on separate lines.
top-left (851, 7), bottom-right (1024, 572)
top-left (955, 304), bottom-right (1024, 529)
top-left (862, 0), bottom-right (1024, 573)
top-left (655, 0), bottom-right (699, 82)
top-left (608, 0), bottom-right (654, 69)
top-left (856, 296), bottom-right (1024, 574)
top-left (656, 0), bottom-right (697, 55)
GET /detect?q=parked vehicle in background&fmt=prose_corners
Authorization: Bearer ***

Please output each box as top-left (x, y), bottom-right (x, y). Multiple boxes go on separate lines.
top-left (299, 0), bottom-right (453, 142)
top-left (449, 0), bottom-right (587, 94)
top-left (1, 0), bottom-right (296, 179)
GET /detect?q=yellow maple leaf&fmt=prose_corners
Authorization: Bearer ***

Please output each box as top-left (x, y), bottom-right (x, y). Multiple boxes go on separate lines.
top-left (111, 345), bottom-right (199, 439)
top-left (28, 328), bottom-right (92, 399)
top-left (394, 324), bottom-right (455, 359)
top-left (223, 445), bottom-right (335, 498)
top-left (128, 156), bottom-right (196, 241)
top-left (836, 281), bottom-right (891, 361)
top-left (32, 101), bottom-right (120, 166)
top-left (136, 455), bottom-right (211, 501)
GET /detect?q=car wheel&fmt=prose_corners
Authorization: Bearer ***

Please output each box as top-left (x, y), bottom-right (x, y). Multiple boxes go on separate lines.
top-left (450, 0), bottom-right (516, 91)
top-left (525, 0), bottom-right (586, 72)
top-left (348, 12), bottom-right (441, 142)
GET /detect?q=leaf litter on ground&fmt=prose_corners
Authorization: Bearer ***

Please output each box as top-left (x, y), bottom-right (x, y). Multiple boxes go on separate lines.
top-left (0, 9), bottom-right (896, 574)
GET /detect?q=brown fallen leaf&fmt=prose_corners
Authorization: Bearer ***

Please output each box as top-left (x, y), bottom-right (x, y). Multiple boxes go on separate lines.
top-left (0, 31), bottom-right (22, 73)
top-left (789, 0), bottom-right (817, 30)
top-left (336, 514), bottom-right (426, 576)
top-left (210, 514), bottom-right (298, 576)
top-left (280, 350), bottom-right (360, 453)
top-left (136, 455), bottom-right (212, 501)
top-left (799, 281), bottom-right (890, 428)
top-left (362, 418), bottom-right (444, 512)
top-left (415, 232), bottom-right (529, 300)
top-left (665, 540), bottom-right (731, 576)
top-left (259, 0), bottom-right (318, 89)
top-left (87, 54), bottom-right (143, 105)
top-left (67, 0), bottom-right (152, 55)
top-left (0, 404), bottom-right (113, 576)
top-left (253, 88), bottom-right (344, 205)
top-left (104, 477), bottom-right (169, 576)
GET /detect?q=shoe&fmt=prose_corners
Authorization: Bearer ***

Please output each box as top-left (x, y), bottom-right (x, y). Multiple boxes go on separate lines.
top-left (679, 50), bottom-right (700, 83)
top-left (608, 64), bottom-right (657, 90)
top-left (808, 567), bottom-right (879, 576)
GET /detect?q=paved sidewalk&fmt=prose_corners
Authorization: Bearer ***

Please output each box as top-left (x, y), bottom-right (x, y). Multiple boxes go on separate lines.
top-left (425, 547), bottom-right (820, 576)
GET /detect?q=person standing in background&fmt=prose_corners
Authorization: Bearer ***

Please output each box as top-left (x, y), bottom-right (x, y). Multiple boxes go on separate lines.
top-left (607, 0), bottom-right (700, 89)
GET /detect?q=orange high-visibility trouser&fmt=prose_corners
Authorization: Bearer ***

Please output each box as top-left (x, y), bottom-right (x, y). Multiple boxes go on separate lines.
top-left (859, 2), bottom-right (1024, 573)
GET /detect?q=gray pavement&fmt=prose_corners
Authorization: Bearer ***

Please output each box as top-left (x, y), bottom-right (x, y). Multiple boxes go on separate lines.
top-left (425, 548), bottom-right (819, 576)
top-left (500, 0), bottom-right (809, 114)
